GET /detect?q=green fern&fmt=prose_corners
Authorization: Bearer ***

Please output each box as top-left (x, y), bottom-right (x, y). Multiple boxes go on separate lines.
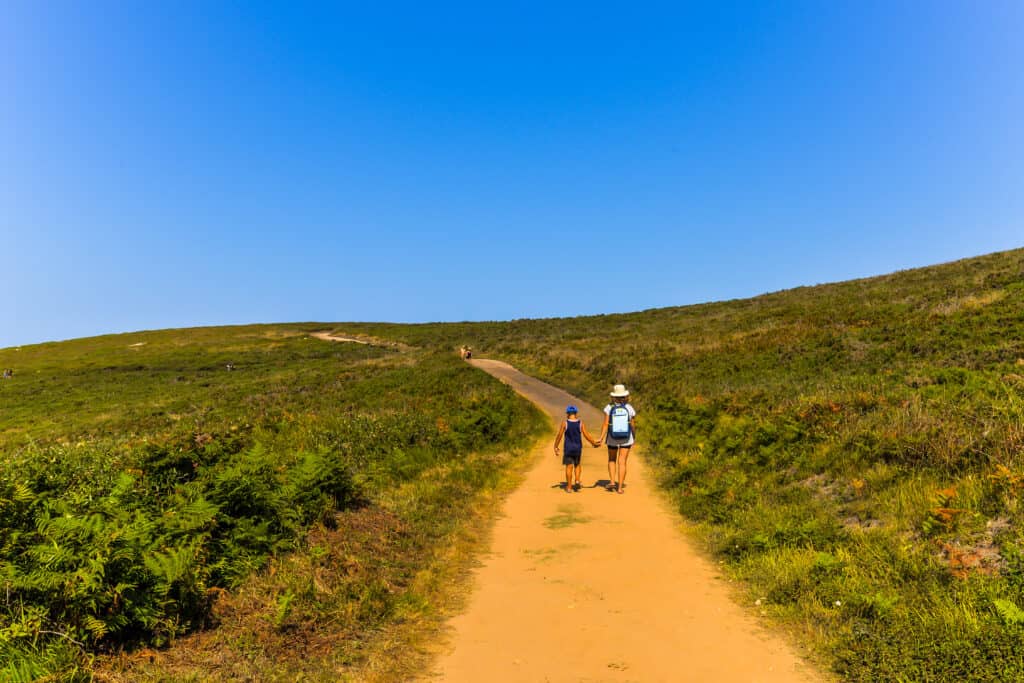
top-left (82, 615), bottom-right (108, 639)
top-left (144, 545), bottom-right (195, 592)
top-left (993, 598), bottom-right (1024, 626)
top-left (13, 482), bottom-right (34, 504)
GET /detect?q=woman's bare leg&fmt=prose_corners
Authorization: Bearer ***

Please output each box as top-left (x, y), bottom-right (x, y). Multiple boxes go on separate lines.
top-left (616, 446), bottom-right (632, 493)
top-left (606, 447), bottom-right (617, 489)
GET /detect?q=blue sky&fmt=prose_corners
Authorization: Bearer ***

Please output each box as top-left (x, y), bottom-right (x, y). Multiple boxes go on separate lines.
top-left (2, 1), bottom-right (1022, 348)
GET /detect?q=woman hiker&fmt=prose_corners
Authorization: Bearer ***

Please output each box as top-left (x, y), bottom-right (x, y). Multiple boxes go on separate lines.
top-left (553, 405), bottom-right (601, 492)
top-left (598, 384), bottom-right (637, 494)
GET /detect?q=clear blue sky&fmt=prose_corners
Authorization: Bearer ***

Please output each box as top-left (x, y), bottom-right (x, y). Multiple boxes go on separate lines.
top-left (2, 1), bottom-right (1022, 348)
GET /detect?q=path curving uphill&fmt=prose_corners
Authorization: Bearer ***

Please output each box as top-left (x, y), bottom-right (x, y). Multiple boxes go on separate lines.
top-left (310, 331), bottom-right (371, 345)
top-left (430, 358), bottom-right (822, 682)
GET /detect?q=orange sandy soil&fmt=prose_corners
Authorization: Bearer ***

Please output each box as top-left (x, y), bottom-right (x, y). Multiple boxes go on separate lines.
top-left (427, 359), bottom-right (825, 682)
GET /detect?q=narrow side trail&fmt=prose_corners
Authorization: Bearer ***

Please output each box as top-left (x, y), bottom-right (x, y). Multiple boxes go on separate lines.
top-left (430, 359), bottom-right (821, 682)
top-left (310, 331), bottom-right (370, 344)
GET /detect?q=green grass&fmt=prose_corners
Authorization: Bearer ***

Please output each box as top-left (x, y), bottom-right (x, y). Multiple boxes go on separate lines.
top-left (0, 325), bottom-right (542, 680)
top-left (543, 503), bottom-right (591, 529)
top-left (5, 247), bottom-right (1024, 681)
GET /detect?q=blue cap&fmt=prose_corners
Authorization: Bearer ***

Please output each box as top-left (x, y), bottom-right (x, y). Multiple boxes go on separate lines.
top-left (566, 405), bottom-right (578, 414)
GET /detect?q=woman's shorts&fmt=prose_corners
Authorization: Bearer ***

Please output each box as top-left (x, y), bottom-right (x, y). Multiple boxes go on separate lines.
top-left (605, 435), bottom-right (635, 450)
top-left (562, 452), bottom-right (582, 466)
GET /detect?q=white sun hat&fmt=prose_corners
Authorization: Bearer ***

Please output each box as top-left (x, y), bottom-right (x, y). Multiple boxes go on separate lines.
top-left (610, 384), bottom-right (630, 397)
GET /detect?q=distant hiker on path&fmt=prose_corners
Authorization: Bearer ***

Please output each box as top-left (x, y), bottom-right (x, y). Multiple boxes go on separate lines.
top-left (553, 405), bottom-right (600, 493)
top-left (598, 384), bottom-right (637, 493)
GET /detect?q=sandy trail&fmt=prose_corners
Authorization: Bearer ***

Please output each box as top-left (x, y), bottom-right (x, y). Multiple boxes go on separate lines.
top-left (429, 359), bottom-right (820, 682)
top-left (310, 331), bottom-right (370, 345)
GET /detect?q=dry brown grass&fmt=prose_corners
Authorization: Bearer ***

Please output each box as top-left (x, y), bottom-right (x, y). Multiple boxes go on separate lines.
top-left (932, 289), bottom-right (1006, 316)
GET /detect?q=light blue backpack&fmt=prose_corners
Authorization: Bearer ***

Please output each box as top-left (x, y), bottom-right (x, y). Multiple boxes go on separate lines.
top-left (609, 404), bottom-right (631, 439)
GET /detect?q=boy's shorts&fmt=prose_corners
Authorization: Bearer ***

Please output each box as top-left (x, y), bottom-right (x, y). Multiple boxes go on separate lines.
top-left (562, 452), bottom-right (582, 466)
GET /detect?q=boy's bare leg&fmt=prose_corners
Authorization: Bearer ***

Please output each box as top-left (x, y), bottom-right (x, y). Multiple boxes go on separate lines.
top-left (617, 447), bottom-right (632, 494)
top-left (564, 464), bottom-right (573, 492)
top-left (574, 464), bottom-right (582, 490)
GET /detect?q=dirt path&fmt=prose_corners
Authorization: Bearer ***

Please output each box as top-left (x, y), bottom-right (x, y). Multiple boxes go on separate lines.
top-left (429, 359), bottom-right (821, 682)
top-left (310, 331), bottom-right (371, 345)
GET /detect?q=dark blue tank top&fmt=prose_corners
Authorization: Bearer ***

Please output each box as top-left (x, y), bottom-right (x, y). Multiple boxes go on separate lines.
top-left (564, 420), bottom-right (583, 455)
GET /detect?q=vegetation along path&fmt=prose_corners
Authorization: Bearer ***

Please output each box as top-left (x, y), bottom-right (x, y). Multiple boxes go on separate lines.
top-left (430, 358), bottom-right (821, 682)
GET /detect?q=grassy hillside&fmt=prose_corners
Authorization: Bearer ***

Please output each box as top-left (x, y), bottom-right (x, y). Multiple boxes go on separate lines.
top-left (0, 326), bottom-right (542, 681)
top-left (345, 248), bottom-right (1024, 681)
top-left (4, 247), bottom-right (1023, 681)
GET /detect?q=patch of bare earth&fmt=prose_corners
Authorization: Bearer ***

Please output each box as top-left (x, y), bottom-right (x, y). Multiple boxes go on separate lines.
top-left (310, 331), bottom-right (411, 351)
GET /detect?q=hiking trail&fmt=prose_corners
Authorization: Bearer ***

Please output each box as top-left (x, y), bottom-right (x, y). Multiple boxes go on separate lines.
top-left (429, 358), bottom-right (822, 682)
top-left (310, 331), bottom-right (371, 345)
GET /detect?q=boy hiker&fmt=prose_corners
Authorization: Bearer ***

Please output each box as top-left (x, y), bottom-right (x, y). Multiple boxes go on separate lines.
top-left (553, 405), bottom-right (600, 493)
